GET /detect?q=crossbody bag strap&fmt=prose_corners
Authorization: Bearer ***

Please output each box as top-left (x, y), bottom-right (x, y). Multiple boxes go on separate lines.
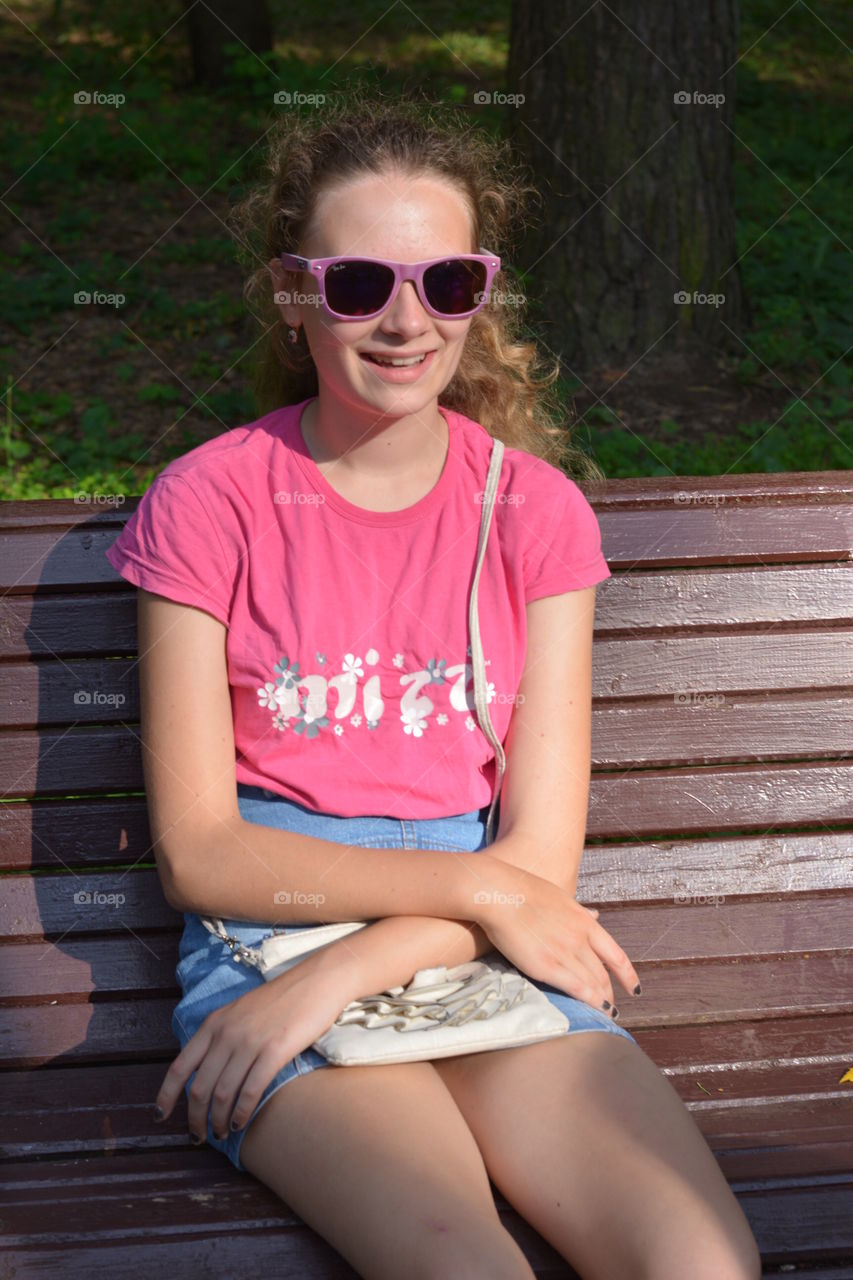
top-left (469, 436), bottom-right (506, 846)
top-left (198, 913), bottom-right (264, 966)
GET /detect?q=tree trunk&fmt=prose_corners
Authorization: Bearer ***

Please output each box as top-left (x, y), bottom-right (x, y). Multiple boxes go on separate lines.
top-left (505, 0), bottom-right (744, 369)
top-left (188, 0), bottom-right (273, 87)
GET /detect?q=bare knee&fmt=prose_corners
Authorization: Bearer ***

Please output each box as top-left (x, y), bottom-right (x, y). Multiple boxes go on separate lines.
top-left (411, 1215), bottom-right (535, 1280)
top-left (641, 1222), bottom-right (762, 1280)
top-left (237, 1062), bottom-right (536, 1280)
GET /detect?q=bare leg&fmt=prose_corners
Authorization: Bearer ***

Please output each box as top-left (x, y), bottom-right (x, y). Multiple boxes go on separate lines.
top-left (433, 1034), bottom-right (762, 1280)
top-left (238, 1059), bottom-right (537, 1280)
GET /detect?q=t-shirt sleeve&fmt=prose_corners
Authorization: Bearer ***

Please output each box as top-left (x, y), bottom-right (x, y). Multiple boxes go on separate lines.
top-left (104, 472), bottom-right (236, 626)
top-left (522, 468), bottom-right (611, 602)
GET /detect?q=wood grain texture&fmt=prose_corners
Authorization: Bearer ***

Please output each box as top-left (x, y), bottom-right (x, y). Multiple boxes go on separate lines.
top-left (2, 473), bottom-right (851, 1275)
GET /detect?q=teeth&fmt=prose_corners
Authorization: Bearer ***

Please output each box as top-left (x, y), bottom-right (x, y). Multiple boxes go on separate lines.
top-left (369, 354), bottom-right (427, 367)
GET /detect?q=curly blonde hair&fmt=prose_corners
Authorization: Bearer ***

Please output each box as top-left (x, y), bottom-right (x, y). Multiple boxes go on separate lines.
top-left (227, 85), bottom-right (604, 487)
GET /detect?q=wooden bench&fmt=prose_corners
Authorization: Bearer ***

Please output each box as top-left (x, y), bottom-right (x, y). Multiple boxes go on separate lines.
top-left (2, 471), bottom-right (852, 1277)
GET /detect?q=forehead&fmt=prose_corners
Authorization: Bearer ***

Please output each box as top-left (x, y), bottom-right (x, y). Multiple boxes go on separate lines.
top-left (306, 169), bottom-right (475, 258)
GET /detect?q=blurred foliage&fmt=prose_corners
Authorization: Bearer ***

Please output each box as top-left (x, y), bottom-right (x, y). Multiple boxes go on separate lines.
top-left (1, 0), bottom-right (850, 494)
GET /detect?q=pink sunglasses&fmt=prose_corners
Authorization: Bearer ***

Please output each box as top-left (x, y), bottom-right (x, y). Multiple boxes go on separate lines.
top-left (279, 247), bottom-right (501, 321)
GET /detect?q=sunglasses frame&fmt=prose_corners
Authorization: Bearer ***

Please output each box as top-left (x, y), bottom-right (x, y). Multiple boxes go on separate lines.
top-left (278, 247), bottom-right (502, 321)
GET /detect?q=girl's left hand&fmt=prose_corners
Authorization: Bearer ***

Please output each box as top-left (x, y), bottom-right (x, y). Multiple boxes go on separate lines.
top-left (154, 958), bottom-right (354, 1143)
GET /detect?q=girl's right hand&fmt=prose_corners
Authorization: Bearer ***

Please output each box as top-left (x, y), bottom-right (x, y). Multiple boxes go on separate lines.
top-left (473, 860), bottom-right (641, 1013)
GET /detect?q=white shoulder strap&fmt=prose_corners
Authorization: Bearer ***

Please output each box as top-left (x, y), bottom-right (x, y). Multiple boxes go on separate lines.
top-left (469, 437), bottom-right (505, 846)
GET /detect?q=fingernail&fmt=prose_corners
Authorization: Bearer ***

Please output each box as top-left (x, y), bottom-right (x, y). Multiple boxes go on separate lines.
top-left (611, 1007), bottom-right (620, 1019)
top-left (601, 999), bottom-right (611, 1010)
top-left (153, 1104), bottom-right (164, 1122)
top-left (190, 1132), bottom-right (204, 1145)
top-left (231, 1117), bottom-right (243, 1131)
top-left (633, 983), bottom-right (642, 996)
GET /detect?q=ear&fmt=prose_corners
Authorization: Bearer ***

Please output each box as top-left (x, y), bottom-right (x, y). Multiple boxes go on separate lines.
top-left (268, 258), bottom-right (301, 326)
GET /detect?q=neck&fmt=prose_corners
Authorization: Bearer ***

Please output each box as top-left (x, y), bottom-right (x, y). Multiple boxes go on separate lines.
top-left (300, 394), bottom-right (447, 480)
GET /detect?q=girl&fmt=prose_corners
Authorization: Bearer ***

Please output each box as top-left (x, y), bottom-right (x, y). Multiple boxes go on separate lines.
top-left (105, 90), bottom-right (761, 1280)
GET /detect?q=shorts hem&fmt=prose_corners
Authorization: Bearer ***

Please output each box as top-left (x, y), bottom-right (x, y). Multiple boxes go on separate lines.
top-left (220, 1055), bottom-right (336, 1173)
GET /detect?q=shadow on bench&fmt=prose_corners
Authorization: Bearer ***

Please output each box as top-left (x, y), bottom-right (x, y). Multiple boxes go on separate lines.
top-left (1, 471), bottom-right (852, 1277)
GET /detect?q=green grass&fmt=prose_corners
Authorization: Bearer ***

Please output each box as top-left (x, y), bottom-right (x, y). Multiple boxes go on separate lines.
top-left (1, 0), bottom-right (850, 495)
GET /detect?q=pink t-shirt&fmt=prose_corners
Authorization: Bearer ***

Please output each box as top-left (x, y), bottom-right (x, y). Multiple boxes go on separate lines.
top-left (105, 396), bottom-right (610, 818)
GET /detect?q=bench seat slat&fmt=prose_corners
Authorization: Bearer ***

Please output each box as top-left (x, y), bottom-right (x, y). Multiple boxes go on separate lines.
top-left (4, 1020), bottom-right (848, 1145)
top-left (1, 1148), bottom-right (851, 1270)
top-left (2, 953), bottom-right (851, 1066)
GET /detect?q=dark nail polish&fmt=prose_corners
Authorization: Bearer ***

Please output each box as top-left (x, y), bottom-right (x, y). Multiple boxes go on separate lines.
top-left (633, 983), bottom-right (642, 996)
top-left (611, 1006), bottom-right (620, 1019)
top-left (601, 999), bottom-right (611, 1010)
top-left (231, 1117), bottom-right (243, 1131)
top-left (153, 1104), bottom-right (164, 1122)
top-left (190, 1131), bottom-right (204, 1145)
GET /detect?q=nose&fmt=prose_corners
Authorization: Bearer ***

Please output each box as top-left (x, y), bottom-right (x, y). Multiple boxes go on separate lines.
top-left (381, 278), bottom-right (431, 332)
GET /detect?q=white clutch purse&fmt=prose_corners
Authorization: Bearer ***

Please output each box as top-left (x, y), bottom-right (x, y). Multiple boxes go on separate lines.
top-left (200, 436), bottom-right (570, 1064)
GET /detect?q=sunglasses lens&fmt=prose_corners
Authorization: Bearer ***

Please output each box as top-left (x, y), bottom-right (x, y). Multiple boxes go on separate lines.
top-left (424, 259), bottom-right (489, 315)
top-left (325, 261), bottom-right (395, 316)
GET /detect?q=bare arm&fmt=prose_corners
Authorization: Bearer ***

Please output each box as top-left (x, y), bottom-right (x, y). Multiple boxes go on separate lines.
top-left (137, 589), bottom-right (507, 926)
top-left (310, 588), bottom-right (605, 997)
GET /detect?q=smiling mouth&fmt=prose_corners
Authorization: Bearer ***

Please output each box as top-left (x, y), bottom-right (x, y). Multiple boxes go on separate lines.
top-left (361, 352), bottom-right (430, 367)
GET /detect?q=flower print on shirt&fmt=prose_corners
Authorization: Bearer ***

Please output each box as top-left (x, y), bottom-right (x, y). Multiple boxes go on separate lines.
top-left (256, 648), bottom-right (492, 740)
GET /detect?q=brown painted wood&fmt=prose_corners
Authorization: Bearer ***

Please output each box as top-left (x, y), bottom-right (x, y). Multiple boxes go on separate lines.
top-left (3, 766), bottom-right (852, 872)
top-left (0, 591), bottom-right (138, 658)
top-left (2, 881), bottom-right (851, 961)
top-left (2, 479), bottom-right (851, 1275)
top-left (2, 1056), bottom-right (849, 1174)
top-left (1, 475), bottom-right (851, 594)
top-left (3, 688), bottom-right (852, 797)
top-left (0, 1147), bottom-right (851, 1272)
top-left (2, 568), bottom-right (851, 664)
top-left (4, 624), bottom-right (853, 727)
top-left (3, 951), bottom-right (852, 1067)
top-left (593, 471), bottom-right (853, 505)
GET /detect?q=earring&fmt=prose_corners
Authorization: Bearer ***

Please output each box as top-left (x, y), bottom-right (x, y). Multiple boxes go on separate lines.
top-left (287, 327), bottom-right (299, 344)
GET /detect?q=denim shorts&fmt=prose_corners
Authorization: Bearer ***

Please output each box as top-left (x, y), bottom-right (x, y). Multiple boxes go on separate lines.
top-left (171, 783), bottom-right (637, 1172)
